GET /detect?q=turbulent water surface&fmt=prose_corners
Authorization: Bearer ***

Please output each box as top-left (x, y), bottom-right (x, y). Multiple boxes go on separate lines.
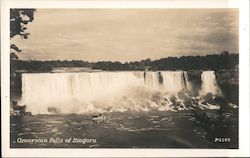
top-left (11, 111), bottom-right (236, 148)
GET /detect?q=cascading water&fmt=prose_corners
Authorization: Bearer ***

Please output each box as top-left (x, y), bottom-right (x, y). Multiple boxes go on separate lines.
top-left (144, 72), bottom-right (161, 90)
top-left (143, 71), bottom-right (190, 93)
top-left (20, 71), bottom-right (191, 114)
top-left (161, 71), bottom-right (190, 93)
top-left (199, 71), bottom-right (221, 96)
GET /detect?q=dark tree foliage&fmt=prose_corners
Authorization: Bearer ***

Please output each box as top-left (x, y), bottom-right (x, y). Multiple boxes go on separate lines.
top-left (11, 52), bottom-right (239, 73)
top-left (10, 9), bottom-right (36, 59)
top-left (11, 60), bottom-right (93, 73)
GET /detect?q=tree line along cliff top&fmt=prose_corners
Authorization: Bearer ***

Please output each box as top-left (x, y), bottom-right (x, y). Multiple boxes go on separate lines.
top-left (10, 51), bottom-right (238, 73)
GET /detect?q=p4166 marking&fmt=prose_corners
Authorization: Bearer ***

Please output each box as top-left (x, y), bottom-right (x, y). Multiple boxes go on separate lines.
top-left (214, 137), bottom-right (231, 143)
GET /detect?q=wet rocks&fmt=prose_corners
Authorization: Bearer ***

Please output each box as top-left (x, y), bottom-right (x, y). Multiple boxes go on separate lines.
top-left (11, 101), bottom-right (32, 116)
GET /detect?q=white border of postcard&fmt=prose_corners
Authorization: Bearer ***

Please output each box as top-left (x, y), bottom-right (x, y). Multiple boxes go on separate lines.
top-left (1, 0), bottom-right (249, 157)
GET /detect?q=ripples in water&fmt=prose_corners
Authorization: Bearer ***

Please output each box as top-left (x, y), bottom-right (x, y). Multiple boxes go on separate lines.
top-left (10, 111), bottom-right (224, 148)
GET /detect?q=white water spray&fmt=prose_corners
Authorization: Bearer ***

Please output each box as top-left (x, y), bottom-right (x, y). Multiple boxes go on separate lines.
top-left (20, 71), bottom-right (191, 114)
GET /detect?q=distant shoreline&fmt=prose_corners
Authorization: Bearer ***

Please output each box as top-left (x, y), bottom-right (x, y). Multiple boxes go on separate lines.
top-left (11, 52), bottom-right (238, 73)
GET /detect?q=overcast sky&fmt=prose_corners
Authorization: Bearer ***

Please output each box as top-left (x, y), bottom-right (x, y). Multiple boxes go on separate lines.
top-left (12, 9), bottom-right (239, 62)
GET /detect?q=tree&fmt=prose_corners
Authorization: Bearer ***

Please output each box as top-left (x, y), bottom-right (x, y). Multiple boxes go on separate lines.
top-left (221, 51), bottom-right (229, 56)
top-left (10, 9), bottom-right (36, 59)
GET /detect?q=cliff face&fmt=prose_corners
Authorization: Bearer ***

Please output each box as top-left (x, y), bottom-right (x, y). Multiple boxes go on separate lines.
top-left (216, 68), bottom-right (239, 105)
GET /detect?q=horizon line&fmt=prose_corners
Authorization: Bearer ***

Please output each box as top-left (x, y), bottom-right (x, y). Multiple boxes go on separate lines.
top-left (16, 51), bottom-right (239, 63)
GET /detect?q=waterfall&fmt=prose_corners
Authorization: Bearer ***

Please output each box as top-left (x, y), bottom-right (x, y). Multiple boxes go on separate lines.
top-left (199, 71), bottom-right (221, 96)
top-left (144, 72), bottom-right (161, 90)
top-left (161, 71), bottom-right (190, 93)
top-left (20, 71), bottom-right (191, 114)
top-left (143, 71), bottom-right (190, 93)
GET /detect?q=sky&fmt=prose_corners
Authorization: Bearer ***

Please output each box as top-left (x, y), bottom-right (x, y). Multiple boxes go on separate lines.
top-left (12, 9), bottom-right (239, 62)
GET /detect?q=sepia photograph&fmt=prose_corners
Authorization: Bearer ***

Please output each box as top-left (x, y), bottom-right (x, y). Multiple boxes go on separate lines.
top-left (9, 8), bottom-right (240, 149)
top-left (2, 0), bottom-right (250, 157)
